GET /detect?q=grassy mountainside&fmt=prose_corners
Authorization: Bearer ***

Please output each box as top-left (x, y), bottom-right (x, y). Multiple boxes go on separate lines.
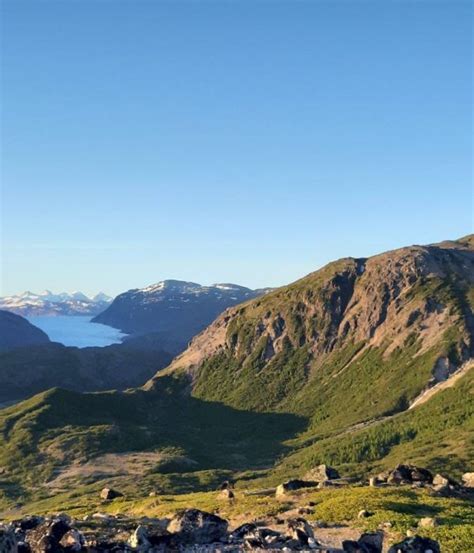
top-left (0, 236), bottom-right (472, 513)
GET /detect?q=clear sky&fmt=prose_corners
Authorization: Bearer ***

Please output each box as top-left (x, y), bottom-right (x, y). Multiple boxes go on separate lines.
top-left (1, 0), bottom-right (472, 297)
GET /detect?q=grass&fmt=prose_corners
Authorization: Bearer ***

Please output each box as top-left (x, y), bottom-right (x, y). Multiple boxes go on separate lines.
top-left (2, 483), bottom-right (472, 553)
top-left (0, 240), bottom-right (472, 552)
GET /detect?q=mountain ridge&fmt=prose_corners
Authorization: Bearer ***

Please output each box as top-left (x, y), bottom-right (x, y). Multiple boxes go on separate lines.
top-left (0, 235), bottom-right (472, 512)
top-left (0, 290), bottom-right (113, 317)
top-left (93, 280), bottom-right (272, 354)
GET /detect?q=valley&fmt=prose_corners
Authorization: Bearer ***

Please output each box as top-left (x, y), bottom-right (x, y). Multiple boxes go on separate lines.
top-left (0, 236), bottom-right (473, 552)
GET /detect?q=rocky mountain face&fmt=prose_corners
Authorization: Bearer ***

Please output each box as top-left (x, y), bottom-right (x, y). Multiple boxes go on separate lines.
top-left (0, 290), bottom-right (113, 317)
top-left (0, 236), bottom-right (472, 511)
top-left (93, 280), bottom-right (271, 354)
top-left (0, 310), bottom-right (50, 351)
top-left (156, 235), bottom-right (473, 416)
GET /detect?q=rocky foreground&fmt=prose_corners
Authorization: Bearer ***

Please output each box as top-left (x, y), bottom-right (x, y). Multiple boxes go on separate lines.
top-left (0, 509), bottom-right (442, 553)
top-left (1, 464), bottom-right (473, 552)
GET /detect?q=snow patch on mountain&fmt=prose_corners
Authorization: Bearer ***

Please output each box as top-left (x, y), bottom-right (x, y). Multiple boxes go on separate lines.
top-left (0, 291), bottom-right (113, 317)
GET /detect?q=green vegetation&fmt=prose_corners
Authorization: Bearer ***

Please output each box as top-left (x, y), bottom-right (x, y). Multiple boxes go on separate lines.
top-left (0, 237), bottom-right (472, 547)
top-left (2, 482), bottom-right (472, 553)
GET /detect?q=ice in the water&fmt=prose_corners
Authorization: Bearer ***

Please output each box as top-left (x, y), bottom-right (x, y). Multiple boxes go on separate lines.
top-left (26, 316), bottom-right (127, 348)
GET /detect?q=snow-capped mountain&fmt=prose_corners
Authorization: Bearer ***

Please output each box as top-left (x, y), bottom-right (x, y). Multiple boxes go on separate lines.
top-left (92, 280), bottom-right (272, 353)
top-left (0, 290), bottom-right (113, 317)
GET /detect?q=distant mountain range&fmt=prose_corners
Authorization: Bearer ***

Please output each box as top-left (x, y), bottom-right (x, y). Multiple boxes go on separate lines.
top-left (93, 280), bottom-right (272, 354)
top-left (0, 290), bottom-right (113, 316)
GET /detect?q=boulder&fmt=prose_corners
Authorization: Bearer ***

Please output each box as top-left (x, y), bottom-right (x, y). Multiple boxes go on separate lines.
top-left (166, 509), bottom-right (228, 544)
top-left (304, 464), bottom-right (340, 482)
top-left (387, 535), bottom-right (440, 553)
top-left (229, 523), bottom-right (280, 548)
top-left (343, 532), bottom-right (383, 553)
top-left (18, 517), bottom-right (44, 532)
top-left (462, 472), bottom-right (474, 488)
top-left (386, 464), bottom-right (432, 485)
top-left (59, 529), bottom-right (85, 551)
top-left (99, 488), bottom-right (123, 500)
top-left (275, 479), bottom-right (313, 496)
top-left (432, 473), bottom-right (453, 487)
top-left (229, 523), bottom-right (258, 542)
top-left (286, 518), bottom-right (317, 548)
top-left (26, 518), bottom-right (70, 553)
top-left (246, 527), bottom-right (283, 549)
top-left (0, 526), bottom-right (17, 553)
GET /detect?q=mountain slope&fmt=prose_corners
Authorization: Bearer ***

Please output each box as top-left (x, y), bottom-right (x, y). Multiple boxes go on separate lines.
top-left (0, 342), bottom-right (172, 403)
top-left (151, 237), bottom-right (473, 417)
top-left (0, 236), bottom-right (472, 506)
top-left (93, 280), bottom-right (270, 354)
top-left (0, 291), bottom-right (112, 317)
top-left (0, 310), bottom-right (50, 351)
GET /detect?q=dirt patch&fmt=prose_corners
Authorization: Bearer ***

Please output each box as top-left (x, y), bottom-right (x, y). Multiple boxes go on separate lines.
top-left (46, 451), bottom-right (196, 488)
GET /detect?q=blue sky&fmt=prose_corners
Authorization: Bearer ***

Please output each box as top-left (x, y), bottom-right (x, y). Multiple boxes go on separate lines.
top-left (1, 0), bottom-right (472, 296)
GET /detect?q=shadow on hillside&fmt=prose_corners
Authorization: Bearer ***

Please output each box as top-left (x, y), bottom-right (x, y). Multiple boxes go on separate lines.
top-left (8, 377), bottom-right (307, 474)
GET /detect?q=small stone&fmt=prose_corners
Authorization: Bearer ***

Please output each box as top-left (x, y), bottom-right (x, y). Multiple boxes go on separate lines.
top-left (358, 509), bottom-right (373, 519)
top-left (369, 476), bottom-right (378, 487)
top-left (418, 517), bottom-right (438, 528)
top-left (218, 488), bottom-right (234, 500)
top-left (100, 487), bottom-right (123, 500)
top-left (462, 472), bottom-right (474, 488)
top-left (432, 474), bottom-right (449, 487)
top-left (91, 512), bottom-right (112, 520)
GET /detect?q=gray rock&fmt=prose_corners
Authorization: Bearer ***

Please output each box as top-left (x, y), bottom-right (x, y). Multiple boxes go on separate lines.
top-left (26, 518), bottom-right (71, 553)
top-left (100, 488), bottom-right (123, 500)
top-left (167, 509), bottom-right (228, 545)
top-left (386, 464), bottom-right (432, 485)
top-left (343, 531), bottom-right (383, 552)
top-left (387, 535), bottom-right (440, 552)
top-left (0, 526), bottom-right (17, 553)
top-left (59, 529), bottom-right (85, 551)
top-left (275, 479), bottom-right (313, 496)
top-left (304, 464), bottom-right (340, 482)
top-left (286, 518), bottom-right (316, 546)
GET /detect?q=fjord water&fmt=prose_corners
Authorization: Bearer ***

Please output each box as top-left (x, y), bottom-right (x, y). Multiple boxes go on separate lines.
top-left (27, 315), bottom-right (127, 347)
